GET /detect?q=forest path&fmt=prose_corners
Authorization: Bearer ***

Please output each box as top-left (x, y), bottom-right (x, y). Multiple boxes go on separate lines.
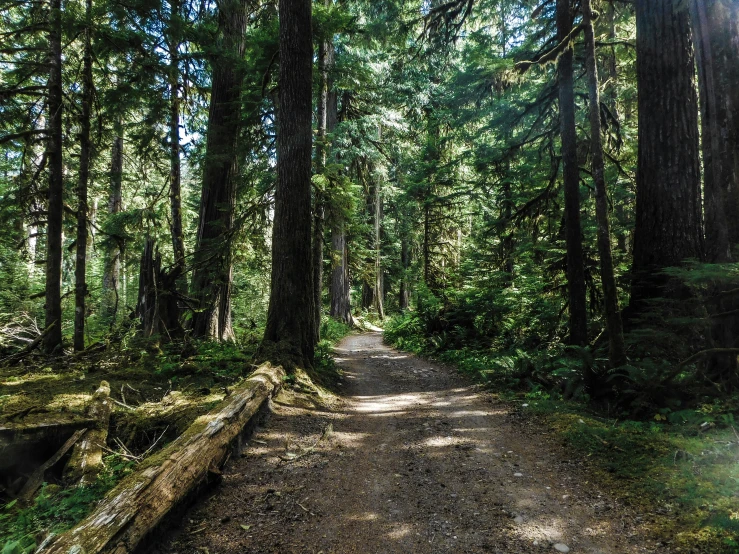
top-left (156, 333), bottom-right (664, 554)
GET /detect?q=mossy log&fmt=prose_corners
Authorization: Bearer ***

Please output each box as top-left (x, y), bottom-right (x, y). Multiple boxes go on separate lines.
top-left (63, 381), bottom-right (112, 486)
top-left (36, 363), bottom-right (284, 554)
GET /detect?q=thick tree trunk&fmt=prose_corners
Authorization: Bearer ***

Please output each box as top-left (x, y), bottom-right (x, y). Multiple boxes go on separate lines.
top-left (630, 0), bottom-right (703, 309)
top-left (37, 364), bottom-right (285, 554)
top-left (583, 0), bottom-right (626, 370)
top-left (74, 0), bottom-right (93, 352)
top-left (103, 129), bottom-right (124, 322)
top-left (190, 0), bottom-right (248, 342)
top-left (43, 0), bottom-right (64, 354)
top-left (263, 0), bottom-right (315, 368)
top-left (557, 0), bottom-right (588, 347)
top-left (168, 0), bottom-right (186, 284)
top-left (690, 0), bottom-right (739, 377)
top-left (690, 0), bottom-right (739, 263)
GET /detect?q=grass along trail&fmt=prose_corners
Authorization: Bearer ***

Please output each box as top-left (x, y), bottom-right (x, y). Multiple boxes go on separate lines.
top-left (155, 332), bottom-right (667, 553)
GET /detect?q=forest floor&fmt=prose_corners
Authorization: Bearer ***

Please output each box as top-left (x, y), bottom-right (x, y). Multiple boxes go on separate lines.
top-left (155, 332), bottom-right (672, 554)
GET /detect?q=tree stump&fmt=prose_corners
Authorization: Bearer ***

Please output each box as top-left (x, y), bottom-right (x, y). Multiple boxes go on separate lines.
top-left (63, 380), bottom-right (112, 486)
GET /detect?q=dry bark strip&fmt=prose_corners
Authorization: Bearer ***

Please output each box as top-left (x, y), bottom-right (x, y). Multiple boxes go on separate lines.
top-left (36, 363), bottom-right (285, 554)
top-left (64, 380), bottom-right (113, 486)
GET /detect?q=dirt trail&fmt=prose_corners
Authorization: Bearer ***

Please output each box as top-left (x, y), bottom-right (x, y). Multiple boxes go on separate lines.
top-left (156, 333), bottom-right (667, 554)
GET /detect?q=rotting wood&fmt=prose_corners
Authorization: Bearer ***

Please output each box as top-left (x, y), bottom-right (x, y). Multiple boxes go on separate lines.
top-left (19, 428), bottom-right (87, 502)
top-left (0, 415), bottom-right (96, 473)
top-left (36, 363), bottom-right (285, 554)
top-left (64, 380), bottom-right (113, 486)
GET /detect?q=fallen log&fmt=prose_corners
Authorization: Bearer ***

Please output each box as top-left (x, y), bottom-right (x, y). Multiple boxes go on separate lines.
top-left (64, 381), bottom-right (113, 486)
top-left (36, 363), bottom-right (285, 554)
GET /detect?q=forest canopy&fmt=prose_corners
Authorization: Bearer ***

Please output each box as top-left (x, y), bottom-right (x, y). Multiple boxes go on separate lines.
top-left (0, 0), bottom-right (738, 412)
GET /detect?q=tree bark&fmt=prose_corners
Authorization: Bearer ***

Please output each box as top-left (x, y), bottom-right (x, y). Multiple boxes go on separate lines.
top-left (74, 0), bottom-right (93, 352)
top-left (329, 224), bottom-right (351, 323)
top-left (373, 176), bottom-right (384, 319)
top-left (630, 0), bottom-right (703, 309)
top-left (557, 0), bottom-right (588, 347)
top-left (314, 15), bottom-right (335, 338)
top-left (102, 128), bottom-right (123, 322)
top-left (399, 235), bottom-right (410, 311)
top-left (690, 0), bottom-right (739, 376)
top-left (168, 0), bottom-right (186, 285)
top-left (43, 0), bottom-right (64, 354)
top-left (583, 0), bottom-right (626, 369)
top-left (190, 0), bottom-right (249, 342)
top-left (263, 0), bottom-right (315, 368)
top-left (690, 0), bottom-right (739, 263)
top-left (136, 238), bottom-right (179, 338)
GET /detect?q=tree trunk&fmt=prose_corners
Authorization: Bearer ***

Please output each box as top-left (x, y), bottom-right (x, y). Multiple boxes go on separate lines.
top-left (263, 0), bottom-right (315, 368)
top-left (690, 0), bottom-right (739, 377)
top-left (423, 201), bottom-right (431, 288)
top-left (557, 0), bottom-right (588, 347)
top-left (690, 0), bottom-right (739, 263)
top-left (329, 225), bottom-right (351, 323)
top-left (103, 128), bottom-right (123, 322)
top-left (190, 0), bottom-right (248, 342)
top-left (373, 176), bottom-right (384, 319)
top-left (582, 0), bottom-right (626, 370)
top-left (168, 0), bottom-right (186, 285)
top-left (74, 0), bottom-right (93, 352)
top-left (37, 364), bottom-right (285, 554)
top-left (630, 0), bottom-right (703, 309)
top-left (361, 281), bottom-right (373, 311)
top-left (313, 16), bottom-right (335, 339)
top-left (399, 236), bottom-right (410, 311)
top-left (43, 0), bottom-right (64, 354)
top-left (137, 238), bottom-right (179, 338)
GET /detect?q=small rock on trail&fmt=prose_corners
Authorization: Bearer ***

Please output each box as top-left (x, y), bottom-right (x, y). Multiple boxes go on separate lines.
top-left (154, 332), bottom-right (665, 554)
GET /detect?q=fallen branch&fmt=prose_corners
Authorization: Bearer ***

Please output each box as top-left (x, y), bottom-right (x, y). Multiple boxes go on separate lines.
top-left (37, 363), bottom-right (285, 554)
top-left (279, 424), bottom-right (333, 463)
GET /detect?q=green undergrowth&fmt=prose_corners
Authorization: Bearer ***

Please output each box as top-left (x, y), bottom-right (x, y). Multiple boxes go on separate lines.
top-left (0, 331), bottom-right (266, 552)
top-left (0, 455), bottom-right (135, 554)
top-left (308, 317), bottom-right (353, 388)
top-left (525, 396), bottom-right (739, 552)
top-left (384, 313), bottom-right (739, 552)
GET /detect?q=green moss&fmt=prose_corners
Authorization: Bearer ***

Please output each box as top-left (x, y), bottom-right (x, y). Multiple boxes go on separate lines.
top-left (525, 400), bottom-right (739, 552)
